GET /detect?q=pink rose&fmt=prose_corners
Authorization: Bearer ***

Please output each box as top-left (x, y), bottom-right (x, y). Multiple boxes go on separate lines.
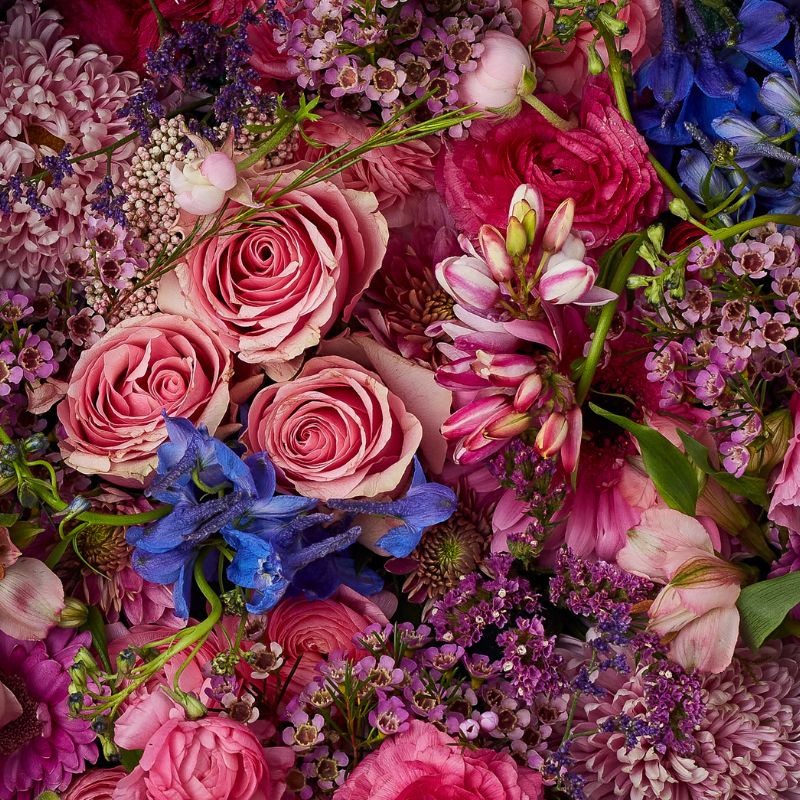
top-left (294, 111), bottom-right (439, 226)
top-left (770, 395), bottom-right (800, 531)
top-left (159, 174), bottom-right (387, 370)
top-left (333, 720), bottom-right (543, 800)
top-left (437, 77), bottom-right (663, 249)
top-left (244, 355), bottom-right (422, 500)
top-left (57, 313), bottom-right (232, 484)
top-left (113, 705), bottom-right (292, 800)
top-left (261, 586), bottom-right (389, 697)
top-left (64, 767), bottom-right (126, 800)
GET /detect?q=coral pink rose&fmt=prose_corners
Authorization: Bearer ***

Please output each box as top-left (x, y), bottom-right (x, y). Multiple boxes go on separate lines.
top-left (437, 77), bottom-right (663, 249)
top-left (245, 355), bottom-right (422, 500)
top-left (261, 586), bottom-right (389, 697)
top-left (113, 695), bottom-right (293, 800)
top-left (159, 174), bottom-right (387, 371)
top-left (64, 767), bottom-right (126, 800)
top-left (333, 720), bottom-right (543, 800)
top-left (57, 313), bottom-right (231, 484)
top-left (295, 111), bottom-right (439, 226)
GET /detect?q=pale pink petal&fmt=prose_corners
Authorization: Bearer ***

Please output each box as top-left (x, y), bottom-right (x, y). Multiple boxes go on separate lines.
top-left (670, 606), bottom-right (740, 674)
top-left (0, 679), bottom-right (22, 728)
top-left (0, 557), bottom-right (64, 640)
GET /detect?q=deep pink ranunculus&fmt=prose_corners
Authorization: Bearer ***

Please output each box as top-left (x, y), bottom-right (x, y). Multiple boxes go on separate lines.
top-left (64, 767), bottom-right (126, 800)
top-left (57, 313), bottom-right (232, 485)
top-left (333, 720), bottom-right (543, 800)
top-left (437, 78), bottom-right (663, 249)
top-left (244, 355), bottom-right (422, 500)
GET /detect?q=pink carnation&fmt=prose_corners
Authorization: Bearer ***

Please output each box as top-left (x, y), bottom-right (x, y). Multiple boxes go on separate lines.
top-left (334, 720), bottom-right (543, 800)
top-left (437, 78), bottom-right (663, 249)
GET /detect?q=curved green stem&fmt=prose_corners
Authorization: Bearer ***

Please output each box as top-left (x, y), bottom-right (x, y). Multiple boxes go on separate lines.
top-left (521, 94), bottom-right (577, 131)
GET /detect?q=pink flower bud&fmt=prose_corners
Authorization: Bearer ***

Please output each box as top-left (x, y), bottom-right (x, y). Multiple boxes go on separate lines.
top-left (535, 412), bottom-right (568, 457)
top-left (457, 31), bottom-right (532, 111)
top-left (508, 183), bottom-right (544, 223)
top-left (513, 372), bottom-right (543, 411)
top-left (543, 198), bottom-right (575, 252)
top-left (479, 225), bottom-right (514, 281)
top-left (538, 258), bottom-right (615, 306)
top-left (485, 411), bottom-right (532, 438)
top-left (441, 396), bottom-right (509, 440)
top-left (472, 351), bottom-right (538, 388)
top-left (560, 405), bottom-right (582, 474)
top-left (437, 256), bottom-right (501, 311)
top-left (199, 152), bottom-right (237, 191)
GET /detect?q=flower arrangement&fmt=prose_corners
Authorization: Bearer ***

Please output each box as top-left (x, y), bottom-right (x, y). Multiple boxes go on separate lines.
top-left (3, 0), bottom-right (800, 799)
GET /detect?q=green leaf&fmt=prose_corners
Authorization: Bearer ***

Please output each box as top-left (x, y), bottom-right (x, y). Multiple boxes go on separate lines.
top-left (85, 605), bottom-right (112, 673)
top-left (0, 513), bottom-right (18, 527)
top-left (677, 431), bottom-right (769, 508)
top-left (588, 404), bottom-right (698, 515)
top-left (119, 748), bottom-right (144, 773)
top-left (737, 571), bottom-right (800, 649)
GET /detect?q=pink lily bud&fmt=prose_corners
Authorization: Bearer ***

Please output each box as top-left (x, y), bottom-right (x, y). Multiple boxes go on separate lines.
top-left (437, 256), bottom-right (501, 311)
top-left (514, 372), bottom-right (543, 411)
top-left (472, 351), bottom-right (538, 388)
top-left (539, 259), bottom-right (594, 304)
top-left (535, 412), bottom-right (568, 457)
top-left (560, 405), bottom-right (582, 474)
top-left (479, 225), bottom-right (514, 282)
top-left (542, 198), bottom-right (575, 252)
top-left (485, 411), bottom-right (532, 438)
top-left (441, 396), bottom-right (509, 441)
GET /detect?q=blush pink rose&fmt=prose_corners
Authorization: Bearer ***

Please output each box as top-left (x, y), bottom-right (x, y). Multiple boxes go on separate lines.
top-left (261, 586), bottom-right (389, 697)
top-left (113, 699), bottom-right (292, 800)
top-left (295, 111), bottom-right (439, 226)
top-left (57, 313), bottom-right (231, 484)
top-left (244, 355), bottom-right (422, 500)
top-left (159, 174), bottom-right (387, 370)
top-left (333, 720), bottom-right (543, 800)
top-left (437, 77), bottom-right (664, 249)
top-left (64, 767), bottom-right (126, 800)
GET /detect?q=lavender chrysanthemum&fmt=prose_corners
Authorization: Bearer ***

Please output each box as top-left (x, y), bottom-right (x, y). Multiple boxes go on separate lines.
top-left (0, 628), bottom-right (97, 800)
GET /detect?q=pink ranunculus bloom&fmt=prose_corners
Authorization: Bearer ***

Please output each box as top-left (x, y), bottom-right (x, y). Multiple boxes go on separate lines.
top-left (159, 173), bottom-right (387, 372)
top-left (457, 30), bottom-right (532, 111)
top-left (333, 719), bottom-right (543, 800)
top-left (769, 394), bottom-right (800, 532)
top-left (257, 586), bottom-right (389, 698)
top-left (244, 355), bottom-right (422, 500)
top-left (57, 313), bottom-right (232, 485)
top-left (64, 767), bottom-right (126, 800)
top-left (617, 508), bottom-right (744, 674)
top-left (113, 695), bottom-right (293, 800)
top-left (437, 77), bottom-right (663, 250)
top-left (0, 526), bottom-right (64, 640)
top-left (293, 111), bottom-right (440, 227)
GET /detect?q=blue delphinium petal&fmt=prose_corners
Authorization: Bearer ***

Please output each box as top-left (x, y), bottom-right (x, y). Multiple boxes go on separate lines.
top-left (759, 72), bottom-right (800, 128)
top-left (735, 0), bottom-right (789, 71)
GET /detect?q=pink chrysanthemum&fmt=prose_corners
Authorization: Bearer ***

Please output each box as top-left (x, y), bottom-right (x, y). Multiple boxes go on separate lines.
top-left (0, 628), bottom-right (97, 800)
top-left (568, 642), bottom-right (800, 799)
top-left (0, 0), bottom-right (138, 291)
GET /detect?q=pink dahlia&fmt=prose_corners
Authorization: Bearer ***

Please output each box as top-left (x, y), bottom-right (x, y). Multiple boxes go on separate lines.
top-left (0, 628), bottom-right (97, 800)
top-left (0, 0), bottom-right (138, 291)
top-left (568, 641), bottom-right (800, 800)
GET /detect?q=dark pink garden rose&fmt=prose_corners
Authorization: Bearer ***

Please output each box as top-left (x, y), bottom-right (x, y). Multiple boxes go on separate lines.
top-left (437, 77), bottom-right (664, 249)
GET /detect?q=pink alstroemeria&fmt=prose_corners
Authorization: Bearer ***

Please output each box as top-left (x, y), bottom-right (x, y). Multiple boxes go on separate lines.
top-left (617, 507), bottom-right (744, 674)
top-left (0, 527), bottom-right (64, 640)
top-left (170, 133), bottom-right (256, 216)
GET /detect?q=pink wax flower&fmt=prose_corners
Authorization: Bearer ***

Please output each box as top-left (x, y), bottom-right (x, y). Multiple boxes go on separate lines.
top-left (333, 719), bottom-right (543, 800)
top-left (244, 355), bottom-right (422, 500)
top-left (617, 508), bottom-right (744, 674)
top-left (57, 313), bottom-right (232, 485)
top-left (437, 77), bottom-right (663, 249)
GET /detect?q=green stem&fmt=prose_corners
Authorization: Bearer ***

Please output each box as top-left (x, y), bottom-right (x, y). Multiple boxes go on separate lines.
top-left (521, 94), bottom-right (577, 131)
top-left (706, 213), bottom-right (800, 241)
top-left (576, 233), bottom-right (648, 405)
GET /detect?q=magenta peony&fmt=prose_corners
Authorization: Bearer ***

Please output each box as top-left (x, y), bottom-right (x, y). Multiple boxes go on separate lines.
top-left (57, 313), bottom-right (232, 484)
top-left (437, 78), bottom-right (663, 249)
top-left (244, 355), bottom-right (422, 500)
top-left (332, 719), bottom-right (543, 800)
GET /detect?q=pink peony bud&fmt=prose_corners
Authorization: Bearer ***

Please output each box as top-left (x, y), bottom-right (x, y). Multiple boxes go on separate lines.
top-left (437, 256), bottom-right (501, 311)
top-left (542, 198), bottom-right (575, 252)
top-left (535, 412), bottom-right (568, 457)
top-left (479, 225), bottom-right (514, 281)
top-left (457, 31), bottom-right (532, 112)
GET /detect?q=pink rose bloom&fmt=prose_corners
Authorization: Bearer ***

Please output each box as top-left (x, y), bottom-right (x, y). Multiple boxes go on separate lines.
top-left (64, 767), bottom-right (126, 800)
top-left (437, 77), bottom-right (663, 249)
top-left (769, 395), bottom-right (800, 532)
top-left (334, 720), bottom-right (543, 800)
top-left (294, 111), bottom-right (439, 226)
top-left (159, 174), bottom-right (387, 371)
top-left (57, 313), bottom-right (232, 485)
top-left (113, 693), bottom-right (293, 800)
top-left (261, 586), bottom-right (389, 697)
top-left (244, 355), bottom-right (422, 500)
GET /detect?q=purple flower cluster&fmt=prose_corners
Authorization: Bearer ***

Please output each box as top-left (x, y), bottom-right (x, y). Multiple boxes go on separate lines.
top-left (282, 0), bottom-right (520, 125)
top-left (644, 224), bottom-right (800, 475)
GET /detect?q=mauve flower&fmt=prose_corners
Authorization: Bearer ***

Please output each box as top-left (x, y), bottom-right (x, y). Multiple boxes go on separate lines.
top-left (437, 77), bottom-right (663, 249)
top-left (0, 1), bottom-right (138, 291)
top-left (333, 719), bottom-right (543, 800)
top-left (57, 313), bottom-right (232, 485)
top-left (244, 355), bottom-right (423, 501)
top-left (159, 173), bottom-right (387, 374)
top-left (770, 395), bottom-right (800, 532)
top-left (0, 628), bottom-right (97, 800)
top-left (64, 767), bottom-right (126, 800)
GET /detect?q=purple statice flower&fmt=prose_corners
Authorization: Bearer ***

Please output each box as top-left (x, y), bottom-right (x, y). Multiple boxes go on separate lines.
top-left (0, 341), bottom-right (23, 397)
top-left (40, 146), bottom-right (74, 189)
top-left (497, 616), bottom-right (563, 702)
top-left (368, 695), bottom-right (410, 735)
top-left (0, 629), bottom-right (97, 799)
top-left (90, 176), bottom-right (128, 228)
top-left (15, 330), bottom-right (55, 381)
